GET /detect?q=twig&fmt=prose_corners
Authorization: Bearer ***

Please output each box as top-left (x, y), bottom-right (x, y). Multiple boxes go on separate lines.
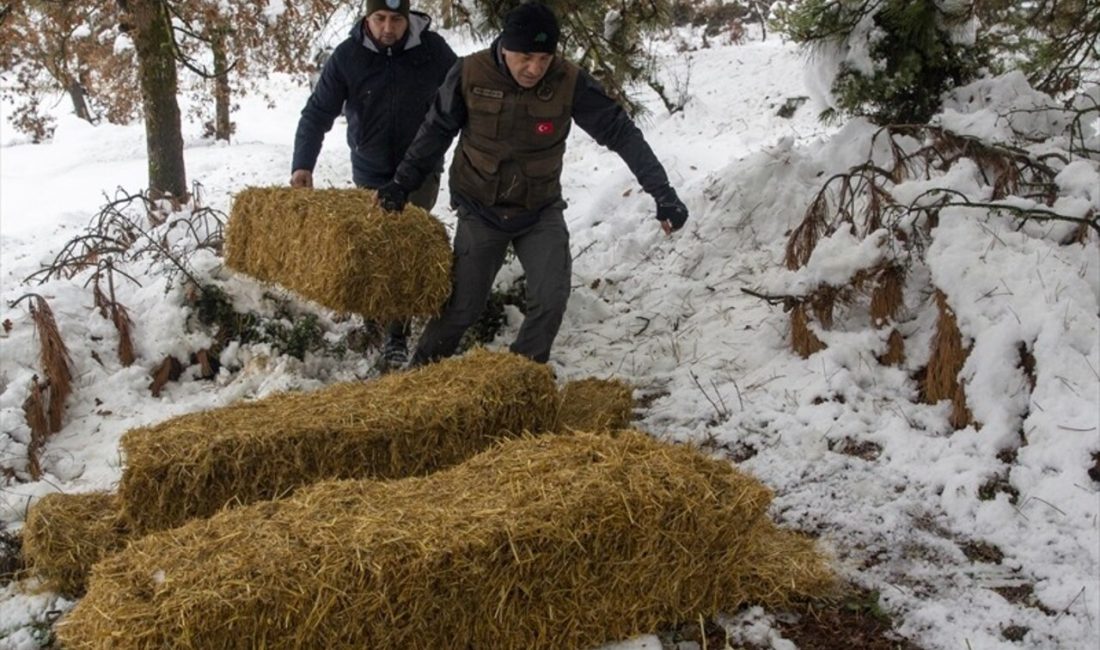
top-left (741, 287), bottom-right (796, 306)
top-left (1054, 586), bottom-right (1087, 623)
top-left (689, 370), bottom-right (728, 421)
top-left (730, 376), bottom-right (744, 411)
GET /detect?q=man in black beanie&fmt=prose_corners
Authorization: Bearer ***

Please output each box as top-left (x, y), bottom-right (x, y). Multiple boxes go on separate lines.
top-left (290, 0), bottom-right (456, 370)
top-left (376, 1), bottom-right (690, 368)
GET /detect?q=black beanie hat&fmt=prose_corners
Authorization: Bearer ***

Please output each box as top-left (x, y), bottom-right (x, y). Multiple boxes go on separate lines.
top-left (500, 3), bottom-right (560, 54)
top-left (366, 0), bottom-right (410, 18)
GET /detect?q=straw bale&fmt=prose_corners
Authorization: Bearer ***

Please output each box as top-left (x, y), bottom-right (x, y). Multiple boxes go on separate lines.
top-left (225, 187), bottom-right (452, 322)
top-left (22, 492), bottom-right (126, 596)
top-left (60, 431), bottom-right (833, 650)
top-left (119, 349), bottom-right (559, 534)
top-left (557, 378), bottom-right (634, 432)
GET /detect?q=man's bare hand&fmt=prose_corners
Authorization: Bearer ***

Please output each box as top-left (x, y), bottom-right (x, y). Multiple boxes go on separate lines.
top-left (290, 169), bottom-right (313, 188)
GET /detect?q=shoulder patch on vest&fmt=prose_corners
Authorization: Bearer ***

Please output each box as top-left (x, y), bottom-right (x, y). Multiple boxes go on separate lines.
top-left (471, 86), bottom-right (504, 99)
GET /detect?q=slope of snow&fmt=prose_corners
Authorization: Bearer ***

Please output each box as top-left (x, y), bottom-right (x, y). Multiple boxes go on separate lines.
top-left (1, 26), bottom-right (1097, 650)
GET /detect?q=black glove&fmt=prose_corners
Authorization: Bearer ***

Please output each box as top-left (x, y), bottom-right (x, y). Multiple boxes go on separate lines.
top-left (377, 180), bottom-right (408, 212)
top-left (654, 187), bottom-right (689, 232)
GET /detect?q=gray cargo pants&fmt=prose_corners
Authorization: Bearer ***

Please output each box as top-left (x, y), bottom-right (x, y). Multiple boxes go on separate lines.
top-left (412, 202), bottom-right (571, 365)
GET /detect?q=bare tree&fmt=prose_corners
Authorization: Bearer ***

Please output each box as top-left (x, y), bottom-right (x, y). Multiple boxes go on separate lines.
top-left (0, 2), bottom-right (140, 140)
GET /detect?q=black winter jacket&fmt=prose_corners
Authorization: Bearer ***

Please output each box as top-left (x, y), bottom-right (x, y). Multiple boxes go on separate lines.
top-left (292, 13), bottom-right (457, 188)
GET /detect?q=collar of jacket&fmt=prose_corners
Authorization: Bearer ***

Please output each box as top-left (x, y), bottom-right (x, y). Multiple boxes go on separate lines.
top-left (356, 11), bottom-right (431, 54)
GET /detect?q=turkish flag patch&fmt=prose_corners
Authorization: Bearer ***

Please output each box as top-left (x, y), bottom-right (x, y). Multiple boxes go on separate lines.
top-left (535, 121), bottom-right (555, 135)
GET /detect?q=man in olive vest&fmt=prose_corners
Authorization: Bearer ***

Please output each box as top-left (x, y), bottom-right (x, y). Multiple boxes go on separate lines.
top-left (377, 1), bottom-right (689, 366)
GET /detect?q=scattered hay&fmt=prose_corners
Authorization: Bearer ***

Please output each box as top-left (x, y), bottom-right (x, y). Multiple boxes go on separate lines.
top-left (225, 187), bottom-right (452, 322)
top-left (922, 290), bottom-right (973, 429)
top-left (791, 302), bottom-right (827, 358)
top-left (119, 349), bottom-right (560, 534)
top-left (22, 492), bottom-right (126, 596)
top-left (61, 431), bottom-right (833, 650)
top-left (557, 378), bottom-right (634, 432)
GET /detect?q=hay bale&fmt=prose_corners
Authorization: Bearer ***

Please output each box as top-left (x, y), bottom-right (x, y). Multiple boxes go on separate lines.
top-left (557, 378), bottom-right (634, 432)
top-left (225, 187), bottom-right (452, 321)
top-left (22, 492), bottom-right (126, 596)
top-left (119, 349), bottom-right (559, 534)
top-left (60, 431), bottom-right (833, 650)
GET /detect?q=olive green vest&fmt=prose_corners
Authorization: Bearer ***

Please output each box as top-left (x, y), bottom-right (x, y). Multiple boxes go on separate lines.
top-left (450, 48), bottom-right (580, 219)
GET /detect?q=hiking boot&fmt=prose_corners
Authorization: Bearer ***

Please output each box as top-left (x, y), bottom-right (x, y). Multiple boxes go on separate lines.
top-left (377, 340), bottom-right (409, 373)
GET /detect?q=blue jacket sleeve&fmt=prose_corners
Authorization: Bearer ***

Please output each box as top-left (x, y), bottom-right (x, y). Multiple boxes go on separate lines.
top-left (394, 59), bottom-right (467, 191)
top-left (292, 53), bottom-right (349, 173)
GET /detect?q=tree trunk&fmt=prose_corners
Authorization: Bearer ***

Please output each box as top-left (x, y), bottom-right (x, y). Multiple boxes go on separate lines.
top-left (441, 0), bottom-right (454, 28)
top-left (124, 0), bottom-right (188, 200)
top-left (65, 77), bottom-right (93, 123)
top-left (211, 27), bottom-right (231, 142)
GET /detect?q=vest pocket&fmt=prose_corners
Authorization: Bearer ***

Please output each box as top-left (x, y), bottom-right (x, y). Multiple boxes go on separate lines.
top-left (522, 154), bottom-right (563, 207)
top-left (455, 144), bottom-right (500, 204)
top-left (467, 95), bottom-right (502, 139)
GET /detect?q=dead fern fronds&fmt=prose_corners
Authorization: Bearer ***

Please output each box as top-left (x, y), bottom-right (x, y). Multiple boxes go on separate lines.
top-left (149, 356), bottom-right (183, 398)
top-left (870, 265), bottom-right (905, 326)
top-left (91, 282), bottom-right (110, 319)
top-left (104, 262), bottom-right (136, 367)
top-left (879, 328), bottom-right (906, 366)
top-left (786, 192), bottom-right (829, 270)
top-left (88, 263), bottom-right (139, 367)
top-left (24, 187), bottom-right (224, 289)
top-left (194, 349), bottom-right (217, 380)
top-left (23, 377), bottom-right (49, 480)
top-left (791, 302), bottom-right (826, 358)
top-left (922, 290), bottom-right (973, 429)
top-left (785, 166), bottom-right (898, 271)
top-left (12, 295), bottom-right (74, 433)
top-left (928, 128), bottom-right (1059, 205)
top-left (950, 381), bottom-right (973, 430)
top-left (112, 303), bottom-right (136, 367)
top-left (810, 287), bottom-right (839, 330)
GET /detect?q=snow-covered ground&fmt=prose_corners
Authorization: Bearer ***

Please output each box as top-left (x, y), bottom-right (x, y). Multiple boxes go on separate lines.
top-left (1, 23), bottom-right (1098, 650)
